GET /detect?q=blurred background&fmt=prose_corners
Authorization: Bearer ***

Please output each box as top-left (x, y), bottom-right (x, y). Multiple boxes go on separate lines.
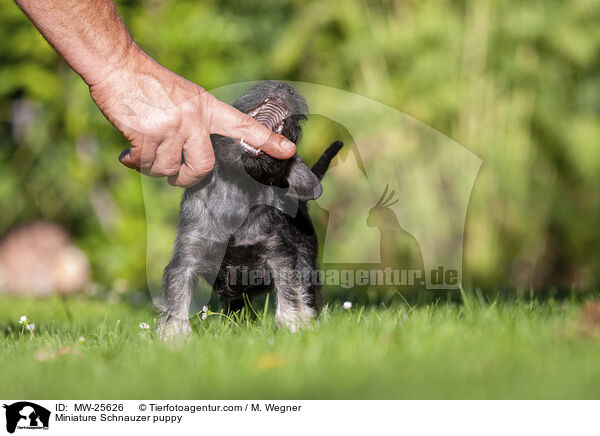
top-left (1, 0), bottom-right (599, 301)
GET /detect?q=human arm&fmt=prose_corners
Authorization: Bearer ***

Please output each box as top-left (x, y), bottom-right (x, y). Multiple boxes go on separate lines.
top-left (14, 0), bottom-right (296, 187)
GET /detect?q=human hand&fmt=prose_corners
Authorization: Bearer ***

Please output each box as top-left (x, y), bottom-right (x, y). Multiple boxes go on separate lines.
top-left (89, 46), bottom-right (296, 187)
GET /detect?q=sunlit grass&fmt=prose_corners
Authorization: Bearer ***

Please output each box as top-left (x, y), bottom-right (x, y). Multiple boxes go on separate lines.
top-left (0, 292), bottom-right (599, 399)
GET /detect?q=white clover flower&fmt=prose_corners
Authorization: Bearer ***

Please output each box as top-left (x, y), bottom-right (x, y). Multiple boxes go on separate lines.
top-left (201, 306), bottom-right (209, 320)
top-left (78, 336), bottom-right (85, 342)
top-left (139, 322), bottom-right (150, 330)
top-left (343, 301), bottom-right (352, 310)
top-left (19, 315), bottom-right (35, 333)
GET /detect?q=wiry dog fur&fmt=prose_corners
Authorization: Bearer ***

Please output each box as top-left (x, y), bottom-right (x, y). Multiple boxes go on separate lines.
top-left (158, 81), bottom-right (342, 338)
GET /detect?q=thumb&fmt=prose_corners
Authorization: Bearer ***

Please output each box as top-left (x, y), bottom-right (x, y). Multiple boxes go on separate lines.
top-left (208, 96), bottom-right (296, 159)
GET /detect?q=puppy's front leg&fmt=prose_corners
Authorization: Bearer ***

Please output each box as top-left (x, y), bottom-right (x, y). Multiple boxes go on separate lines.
top-left (158, 229), bottom-right (227, 340)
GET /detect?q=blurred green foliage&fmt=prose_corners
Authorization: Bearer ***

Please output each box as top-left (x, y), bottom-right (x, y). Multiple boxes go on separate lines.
top-left (1, 0), bottom-right (599, 291)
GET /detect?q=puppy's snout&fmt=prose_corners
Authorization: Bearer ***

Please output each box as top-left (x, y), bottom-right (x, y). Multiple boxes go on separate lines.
top-left (277, 82), bottom-right (295, 96)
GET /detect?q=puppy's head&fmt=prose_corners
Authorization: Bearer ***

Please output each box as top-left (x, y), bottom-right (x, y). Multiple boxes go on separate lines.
top-left (214, 81), bottom-right (321, 201)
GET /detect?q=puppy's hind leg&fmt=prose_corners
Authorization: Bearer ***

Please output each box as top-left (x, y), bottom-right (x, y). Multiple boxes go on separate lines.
top-left (269, 258), bottom-right (319, 332)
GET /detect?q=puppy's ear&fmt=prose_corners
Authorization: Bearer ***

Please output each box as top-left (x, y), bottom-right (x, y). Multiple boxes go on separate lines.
top-left (286, 155), bottom-right (323, 201)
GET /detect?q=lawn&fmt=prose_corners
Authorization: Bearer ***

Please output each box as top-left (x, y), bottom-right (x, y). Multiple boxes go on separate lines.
top-left (1, 292), bottom-right (599, 399)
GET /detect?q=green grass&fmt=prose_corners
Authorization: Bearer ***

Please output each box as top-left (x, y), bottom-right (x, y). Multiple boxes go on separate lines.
top-left (1, 293), bottom-right (599, 399)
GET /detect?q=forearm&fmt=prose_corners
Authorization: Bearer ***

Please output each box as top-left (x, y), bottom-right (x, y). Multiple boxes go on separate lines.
top-left (14, 0), bottom-right (137, 86)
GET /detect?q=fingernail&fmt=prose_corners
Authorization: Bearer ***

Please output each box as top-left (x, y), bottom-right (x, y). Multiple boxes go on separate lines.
top-left (118, 149), bottom-right (130, 162)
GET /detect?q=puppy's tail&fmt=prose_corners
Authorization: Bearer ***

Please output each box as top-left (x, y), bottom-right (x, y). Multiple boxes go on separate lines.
top-left (311, 140), bottom-right (344, 180)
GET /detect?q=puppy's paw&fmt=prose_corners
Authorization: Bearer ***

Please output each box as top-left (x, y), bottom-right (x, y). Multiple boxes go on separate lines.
top-left (157, 315), bottom-right (192, 341)
top-left (275, 307), bottom-right (317, 333)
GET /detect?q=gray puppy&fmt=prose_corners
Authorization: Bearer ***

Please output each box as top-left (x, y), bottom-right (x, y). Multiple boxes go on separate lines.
top-left (158, 81), bottom-right (342, 338)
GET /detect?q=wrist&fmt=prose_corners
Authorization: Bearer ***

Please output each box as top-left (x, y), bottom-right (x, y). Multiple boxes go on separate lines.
top-left (83, 39), bottom-right (143, 87)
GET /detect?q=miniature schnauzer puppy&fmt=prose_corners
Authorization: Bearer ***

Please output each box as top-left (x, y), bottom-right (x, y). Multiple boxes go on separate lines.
top-left (159, 81), bottom-right (342, 338)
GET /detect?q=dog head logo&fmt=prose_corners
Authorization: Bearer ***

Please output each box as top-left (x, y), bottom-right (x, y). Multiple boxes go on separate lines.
top-left (2, 402), bottom-right (50, 434)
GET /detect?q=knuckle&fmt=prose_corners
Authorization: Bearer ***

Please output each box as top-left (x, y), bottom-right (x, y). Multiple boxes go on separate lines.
top-left (162, 115), bottom-right (182, 132)
top-left (148, 114), bottom-right (181, 137)
top-left (155, 165), bottom-right (179, 176)
top-left (153, 159), bottom-right (182, 177)
top-left (183, 89), bottom-right (211, 119)
top-left (192, 156), bottom-right (215, 177)
top-left (175, 175), bottom-right (194, 188)
top-left (151, 166), bottom-right (179, 177)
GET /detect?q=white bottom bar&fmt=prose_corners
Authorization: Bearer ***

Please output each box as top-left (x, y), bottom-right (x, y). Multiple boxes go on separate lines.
top-left (0, 400), bottom-right (595, 435)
